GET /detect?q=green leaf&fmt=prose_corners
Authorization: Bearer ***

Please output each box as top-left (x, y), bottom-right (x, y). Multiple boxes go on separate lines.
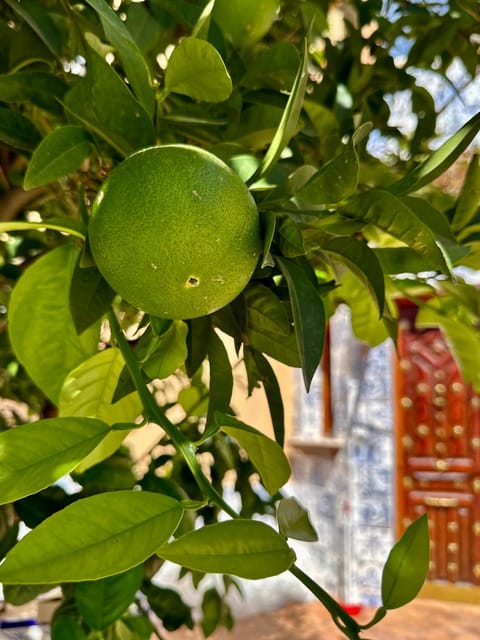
top-left (143, 584), bottom-right (193, 632)
top-left (243, 347), bottom-right (285, 447)
top-left (338, 270), bottom-right (390, 347)
top-left (51, 616), bottom-right (88, 640)
top-left (0, 417), bottom-right (111, 505)
top-left (186, 316), bottom-right (211, 377)
top-left (402, 196), bottom-right (457, 243)
top-left (277, 217), bottom-right (305, 257)
top-left (0, 491), bottom-right (183, 584)
top-left (295, 139), bottom-right (358, 205)
top-left (83, 0), bottom-right (155, 118)
top-left (0, 106), bottom-right (41, 151)
top-left (207, 330), bottom-right (233, 424)
top-left (201, 588), bottom-right (223, 638)
top-left (5, 0), bottom-right (61, 57)
top-left (191, 0), bottom-right (216, 40)
top-left (64, 46), bottom-right (155, 156)
top-left (201, 587), bottom-right (233, 638)
top-left (416, 301), bottom-right (480, 391)
top-left (24, 126), bottom-right (93, 189)
top-left (215, 412), bottom-right (291, 495)
top-left (3, 583), bottom-right (52, 607)
top-left (0, 220), bottom-right (85, 239)
top-left (140, 321), bottom-right (188, 380)
top-left (69, 263), bottom-right (116, 335)
top-left (373, 247), bottom-right (432, 275)
top-left (165, 37), bottom-right (232, 102)
top-left (260, 212), bottom-right (276, 268)
top-left (277, 497), bottom-right (318, 542)
top-left (451, 153), bottom-right (480, 233)
top-left (258, 39), bottom-right (309, 179)
top-left (0, 71), bottom-right (67, 114)
top-left (388, 111), bottom-right (480, 196)
top-left (276, 256), bottom-right (325, 391)
top-left (8, 244), bottom-right (99, 405)
top-left (321, 236), bottom-right (385, 315)
top-left (243, 283), bottom-right (301, 367)
top-left (59, 348), bottom-right (142, 472)
top-left (75, 564), bottom-right (144, 630)
top-left (381, 514), bottom-right (430, 609)
top-left (347, 190), bottom-right (448, 271)
top-left (157, 519), bottom-right (296, 579)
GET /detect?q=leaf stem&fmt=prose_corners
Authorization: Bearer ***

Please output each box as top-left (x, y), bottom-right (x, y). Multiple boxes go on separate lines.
top-left (109, 310), bottom-right (373, 639)
top-left (108, 310), bottom-right (237, 519)
top-left (288, 564), bottom-right (362, 639)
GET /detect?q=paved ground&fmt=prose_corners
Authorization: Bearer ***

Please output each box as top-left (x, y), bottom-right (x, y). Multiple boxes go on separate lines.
top-left (164, 598), bottom-right (480, 640)
top-left (3, 594), bottom-right (480, 638)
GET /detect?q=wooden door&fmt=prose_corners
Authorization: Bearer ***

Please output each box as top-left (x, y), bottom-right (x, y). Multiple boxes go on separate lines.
top-left (395, 302), bottom-right (480, 587)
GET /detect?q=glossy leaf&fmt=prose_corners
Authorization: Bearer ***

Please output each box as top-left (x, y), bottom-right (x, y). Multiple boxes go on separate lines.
top-left (258, 39), bottom-right (309, 179)
top-left (451, 153), bottom-right (480, 233)
top-left (295, 140), bottom-right (358, 205)
top-left (51, 616), bottom-right (88, 640)
top-left (347, 190), bottom-right (448, 270)
top-left (381, 514), bottom-right (430, 609)
top-left (201, 587), bottom-right (233, 637)
top-left (0, 71), bottom-right (67, 113)
top-left (141, 321), bottom-right (188, 381)
top-left (83, 0), bottom-right (155, 118)
top-left (277, 497), bottom-right (318, 542)
top-left (243, 283), bottom-right (301, 367)
top-left (24, 126), bottom-right (93, 189)
top-left (373, 247), bottom-right (432, 275)
top-left (260, 212), bottom-right (276, 268)
top-left (276, 256), bottom-right (325, 391)
top-left (8, 244), bottom-right (99, 405)
top-left (243, 347), bottom-right (285, 447)
top-left (0, 106), bottom-right (41, 151)
top-left (277, 217), bottom-right (305, 257)
top-left (215, 412), bottom-right (291, 495)
top-left (0, 219), bottom-right (85, 239)
top-left (59, 348), bottom-right (142, 472)
top-left (338, 270), bottom-right (390, 347)
top-left (186, 316), bottom-right (211, 377)
top-left (69, 264), bottom-right (116, 335)
top-left (143, 584), bottom-right (194, 632)
top-left (207, 329), bottom-right (233, 424)
top-left (5, 0), bottom-right (61, 57)
top-left (75, 564), bottom-right (144, 630)
top-left (0, 417), bottom-right (111, 505)
top-left (388, 111), bottom-right (480, 196)
top-left (416, 301), bottom-right (480, 391)
top-left (165, 37), bottom-right (232, 102)
top-left (157, 519), bottom-right (296, 579)
top-left (321, 236), bottom-right (385, 315)
top-left (0, 491), bottom-right (183, 584)
top-left (64, 46), bottom-right (155, 156)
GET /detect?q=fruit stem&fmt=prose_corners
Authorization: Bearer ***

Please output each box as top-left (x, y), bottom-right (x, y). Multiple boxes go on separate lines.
top-left (108, 309), bottom-right (238, 519)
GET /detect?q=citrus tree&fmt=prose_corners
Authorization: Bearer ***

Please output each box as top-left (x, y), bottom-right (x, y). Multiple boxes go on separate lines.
top-left (0, 1), bottom-right (479, 638)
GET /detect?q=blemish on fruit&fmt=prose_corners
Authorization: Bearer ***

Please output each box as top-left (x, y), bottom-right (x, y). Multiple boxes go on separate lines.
top-left (192, 190), bottom-right (202, 200)
top-left (186, 276), bottom-right (200, 287)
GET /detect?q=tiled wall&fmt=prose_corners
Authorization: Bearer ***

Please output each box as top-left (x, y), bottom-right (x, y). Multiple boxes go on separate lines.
top-left (289, 305), bottom-right (396, 605)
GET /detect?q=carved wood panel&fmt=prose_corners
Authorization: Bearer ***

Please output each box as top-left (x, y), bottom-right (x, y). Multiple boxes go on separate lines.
top-left (395, 303), bottom-right (480, 586)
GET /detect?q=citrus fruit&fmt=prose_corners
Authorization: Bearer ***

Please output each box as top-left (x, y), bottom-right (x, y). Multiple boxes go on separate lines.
top-left (88, 144), bottom-right (261, 320)
top-left (212, 0), bottom-right (280, 49)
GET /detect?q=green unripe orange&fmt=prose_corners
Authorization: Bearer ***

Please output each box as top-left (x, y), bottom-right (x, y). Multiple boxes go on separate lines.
top-left (88, 145), bottom-right (261, 319)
